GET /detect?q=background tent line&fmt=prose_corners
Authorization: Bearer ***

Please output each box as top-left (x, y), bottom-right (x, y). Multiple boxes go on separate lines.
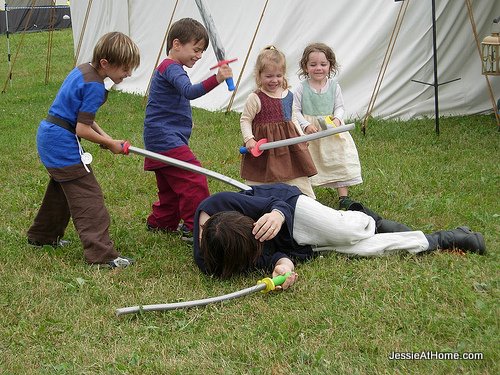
top-left (1, 0), bottom-right (70, 93)
top-left (361, 0), bottom-right (410, 134)
top-left (465, 0), bottom-right (500, 127)
top-left (363, 0), bottom-right (499, 133)
top-left (0, 0), bottom-right (70, 34)
top-left (44, 2), bottom-right (56, 83)
top-left (68, 0), bottom-right (500, 123)
top-left (73, 0), bottom-right (92, 65)
top-left (142, 0), bottom-right (179, 106)
top-left (226, 0), bottom-right (269, 113)
top-left (408, 0), bottom-right (462, 134)
top-left (2, 0), bottom-right (36, 92)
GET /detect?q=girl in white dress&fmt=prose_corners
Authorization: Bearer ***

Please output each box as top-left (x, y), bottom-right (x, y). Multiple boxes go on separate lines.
top-left (293, 42), bottom-right (362, 209)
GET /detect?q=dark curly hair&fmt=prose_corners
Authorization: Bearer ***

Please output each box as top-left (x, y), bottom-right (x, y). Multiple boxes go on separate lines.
top-left (298, 42), bottom-right (339, 79)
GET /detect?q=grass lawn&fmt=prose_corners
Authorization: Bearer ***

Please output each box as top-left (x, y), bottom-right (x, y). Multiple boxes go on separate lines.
top-left (0, 29), bottom-right (498, 374)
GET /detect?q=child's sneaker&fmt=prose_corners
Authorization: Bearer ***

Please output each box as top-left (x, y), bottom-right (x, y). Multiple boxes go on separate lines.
top-left (28, 238), bottom-right (70, 248)
top-left (146, 223), bottom-right (169, 232)
top-left (177, 224), bottom-right (193, 244)
top-left (108, 256), bottom-right (135, 269)
top-left (338, 196), bottom-right (355, 210)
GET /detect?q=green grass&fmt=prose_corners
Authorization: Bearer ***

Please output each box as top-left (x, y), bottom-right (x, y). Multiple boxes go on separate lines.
top-left (0, 29), bottom-right (499, 374)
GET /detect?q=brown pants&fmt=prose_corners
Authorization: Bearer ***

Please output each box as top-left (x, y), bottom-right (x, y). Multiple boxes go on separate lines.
top-left (27, 173), bottom-right (119, 264)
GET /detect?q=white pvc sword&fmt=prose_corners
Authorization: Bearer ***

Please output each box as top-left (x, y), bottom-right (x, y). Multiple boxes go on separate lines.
top-left (240, 123), bottom-right (355, 157)
top-left (115, 273), bottom-right (291, 316)
top-left (122, 142), bottom-right (251, 191)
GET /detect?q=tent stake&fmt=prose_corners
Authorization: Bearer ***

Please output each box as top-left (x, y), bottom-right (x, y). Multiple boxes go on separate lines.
top-left (225, 0), bottom-right (269, 113)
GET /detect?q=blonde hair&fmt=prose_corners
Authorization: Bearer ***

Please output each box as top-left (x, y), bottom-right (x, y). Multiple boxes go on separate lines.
top-left (254, 45), bottom-right (289, 89)
top-left (298, 42), bottom-right (339, 79)
top-left (92, 31), bottom-right (140, 71)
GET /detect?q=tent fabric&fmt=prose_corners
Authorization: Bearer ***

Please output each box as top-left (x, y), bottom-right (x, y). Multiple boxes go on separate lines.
top-left (70, 0), bottom-right (500, 120)
top-left (0, 1), bottom-right (69, 11)
top-left (0, 7), bottom-right (71, 33)
top-left (0, 1), bottom-right (71, 34)
top-left (1, 1), bottom-right (67, 6)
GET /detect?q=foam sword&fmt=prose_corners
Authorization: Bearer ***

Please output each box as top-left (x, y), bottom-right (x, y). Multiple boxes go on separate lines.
top-left (194, 0), bottom-right (236, 91)
top-left (240, 122), bottom-right (355, 157)
top-left (122, 142), bottom-right (250, 191)
top-left (116, 273), bottom-right (291, 316)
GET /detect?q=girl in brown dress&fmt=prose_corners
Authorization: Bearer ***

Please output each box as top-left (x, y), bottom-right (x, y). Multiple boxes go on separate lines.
top-left (240, 46), bottom-right (317, 197)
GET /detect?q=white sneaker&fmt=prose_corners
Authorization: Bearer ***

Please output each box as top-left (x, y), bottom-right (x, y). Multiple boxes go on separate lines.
top-left (108, 256), bottom-right (135, 268)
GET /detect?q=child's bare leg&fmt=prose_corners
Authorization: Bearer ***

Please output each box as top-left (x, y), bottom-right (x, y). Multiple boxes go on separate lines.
top-left (337, 186), bottom-right (351, 210)
top-left (337, 186), bottom-right (348, 199)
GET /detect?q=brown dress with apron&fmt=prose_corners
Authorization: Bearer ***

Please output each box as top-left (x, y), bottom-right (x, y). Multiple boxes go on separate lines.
top-left (241, 90), bottom-right (317, 182)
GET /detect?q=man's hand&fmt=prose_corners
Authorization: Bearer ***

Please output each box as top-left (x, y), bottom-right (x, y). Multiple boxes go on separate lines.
top-left (273, 259), bottom-right (297, 290)
top-left (253, 210), bottom-right (285, 242)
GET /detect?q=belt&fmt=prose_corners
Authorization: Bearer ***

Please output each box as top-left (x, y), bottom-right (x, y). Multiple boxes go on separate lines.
top-left (46, 114), bottom-right (76, 134)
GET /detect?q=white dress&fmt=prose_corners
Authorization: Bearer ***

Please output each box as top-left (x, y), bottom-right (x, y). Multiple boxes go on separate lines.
top-left (293, 79), bottom-right (362, 187)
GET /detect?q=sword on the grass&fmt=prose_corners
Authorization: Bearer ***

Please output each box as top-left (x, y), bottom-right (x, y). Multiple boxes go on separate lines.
top-left (194, 0), bottom-right (236, 91)
top-left (116, 273), bottom-right (291, 316)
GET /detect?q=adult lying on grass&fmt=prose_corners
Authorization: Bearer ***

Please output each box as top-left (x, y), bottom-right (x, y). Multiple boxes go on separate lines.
top-left (193, 183), bottom-right (485, 289)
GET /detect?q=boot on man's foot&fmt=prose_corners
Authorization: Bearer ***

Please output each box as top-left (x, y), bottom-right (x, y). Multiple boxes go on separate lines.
top-left (430, 226), bottom-right (486, 255)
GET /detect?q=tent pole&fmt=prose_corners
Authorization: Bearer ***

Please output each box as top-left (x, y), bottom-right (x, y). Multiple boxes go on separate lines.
top-left (225, 0), bottom-right (269, 113)
top-left (361, 0), bottom-right (410, 134)
top-left (464, 0), bottom-right (500, 128)
top-left (3, 1), bottom-right (12, 90)
top-left (74, 0), bottom-right (93, 65)
top-left (2, 0), bottom-right (37, 93)
top-left (45, 0), bottom-right (56, 84)
top-left (142, 0), bottom-right (179, 106)
top-left (410, 0), bottom-right (461, 134)
top-left (430, 0), bottom-right (440, 134)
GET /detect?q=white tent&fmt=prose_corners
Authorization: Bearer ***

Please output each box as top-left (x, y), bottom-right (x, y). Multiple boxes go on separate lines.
top-left (70, 0), bottom-right (500, 121)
